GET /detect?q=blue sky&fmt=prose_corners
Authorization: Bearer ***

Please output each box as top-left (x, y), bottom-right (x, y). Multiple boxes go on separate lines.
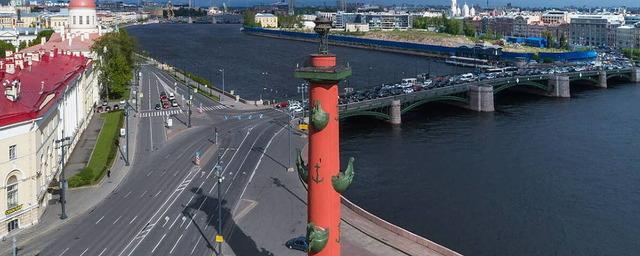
top-left (202, 0), bottom-right (640, 8)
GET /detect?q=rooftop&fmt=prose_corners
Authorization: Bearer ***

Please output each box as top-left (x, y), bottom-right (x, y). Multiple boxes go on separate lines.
top-left (22, 32), bottom-right (99, 54)
top-left (0, 52), bottom-right (89, 127)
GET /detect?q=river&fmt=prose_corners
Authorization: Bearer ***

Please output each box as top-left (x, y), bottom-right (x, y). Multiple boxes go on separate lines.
top-left (128, 23), bottom-right (640, 255)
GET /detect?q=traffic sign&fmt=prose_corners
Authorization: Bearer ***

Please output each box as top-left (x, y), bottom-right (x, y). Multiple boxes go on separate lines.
top-left (215, 235), bottom-right (224, 243)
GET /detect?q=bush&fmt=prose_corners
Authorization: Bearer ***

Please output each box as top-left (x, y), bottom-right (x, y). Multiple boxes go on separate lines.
top-left (68, 167), bottom-right (94, 187)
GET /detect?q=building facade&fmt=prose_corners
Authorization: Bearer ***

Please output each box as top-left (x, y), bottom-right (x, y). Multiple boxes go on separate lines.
top-left (616, 23), bottom-right (640, 49)
top-left (255, 13), bottom-right (277, 28)
top-left (0, 50), bottom-right (99, 237)
top-left (569, 15), bottom-right (624, 47)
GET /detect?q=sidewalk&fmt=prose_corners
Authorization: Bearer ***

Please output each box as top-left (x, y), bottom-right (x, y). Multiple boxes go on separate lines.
top-left (0, 113), bottom-right (140, 256)
top-left (64, 114), bottom-right (103, 177)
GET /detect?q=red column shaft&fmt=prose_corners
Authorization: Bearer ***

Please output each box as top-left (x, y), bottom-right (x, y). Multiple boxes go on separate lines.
top-left (308, 55), bottom-right (341, 256)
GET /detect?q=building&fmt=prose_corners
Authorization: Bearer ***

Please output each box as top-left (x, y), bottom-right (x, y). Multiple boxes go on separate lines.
top-left (569, 15), bottom-right (624, 47)
top-left (0, 50), bottom-right (99, 237)
top-left (44, 11), bottom-right (69, 32)
top-left (542, 10), bottom-right (570, 24)
top-left (624, 15), bottom-right (640, 25)
top-left (512, 14), bottom-right (541, 37)
top-left (616, 23), bottom-right (640, 49)
top-left (0, 27), bottom-right (38, 47)
top-left (362, 12), bottom-right (412, 30)
top-left (255, 13), bottom-right (277, 28)
top-left (345, 23), bottom-right (368, 32)
top-left (0, 0), bottom-right (102, 237)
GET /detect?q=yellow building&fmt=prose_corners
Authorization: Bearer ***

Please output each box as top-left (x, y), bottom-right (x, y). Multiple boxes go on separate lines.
top-left (0, 50), bottom-right (100, 237)
top-left (255, 13), bottom-right (278, 28)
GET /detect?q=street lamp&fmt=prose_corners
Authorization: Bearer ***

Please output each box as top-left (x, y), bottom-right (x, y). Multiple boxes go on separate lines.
top-left (219, 68), bottom-right (225, 99)
top-left (261, 72), bottom-right (269, 102)
top-left (213, 152), bottom-right (225, 255)
top-left (55, 132), bottom-right (71, 220)
top-left (297, 83), bottom-right (308, 118)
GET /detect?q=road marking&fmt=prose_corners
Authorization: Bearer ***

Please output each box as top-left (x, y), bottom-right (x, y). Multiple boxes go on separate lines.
top-left (147, 171), bottom-right (153, 176)
top-left (151, 233), bottom-right (167, 254)
top-left (140, 190), bottom-right (147, 198)
top-left (225, 127), bottom-right (271, 194)
top-left (169, 234), bottom-right (184, 254)
top-left (179, 216), bottom-right (187, 228)
top-left (124, 191), bottom-right (132, 198)
top-left (79, 248), bottom-right (89, 256)
top-left (129, 215), bottom-right (138, 224)
top-left (190, 239), bottom-right (200, 255)
top-left (234, 126), bottom-right (286, 215)
top-left (58, 248), bottom-right (69, 256)
top-left (113, 216), bottom-right (122, 224)
top-left (95, 216), bottom-right (105, 224)
top-left (97, 248), bottom-right (107, 256)
top-left (154, 190), bottom-right (162, 198)
top-left (168, 214), bottom-right (180, 230)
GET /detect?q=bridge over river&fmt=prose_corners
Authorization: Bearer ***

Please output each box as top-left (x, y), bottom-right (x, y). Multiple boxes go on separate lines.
top-left (338, 68), bottom-right (640, 124)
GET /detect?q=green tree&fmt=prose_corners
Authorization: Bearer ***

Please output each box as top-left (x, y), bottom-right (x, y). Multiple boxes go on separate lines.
top-left (243, 10), bottom-right (259, 27)
top-left (0, 40), bottom-right (14, 57)
top-left (92, 29), bottom-right (136, 100)
top-left (541, 30), bottom-right (554, 48)
top-left (277, 14), bottom-right (302, 28)
top-left (559, 34), bottom-right (569, 49)
top-left (463, 21), bottom-right (475, 37)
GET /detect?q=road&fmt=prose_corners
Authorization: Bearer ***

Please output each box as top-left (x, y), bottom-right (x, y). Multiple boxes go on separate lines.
top-left (30, 63), bottom-right (307, 256)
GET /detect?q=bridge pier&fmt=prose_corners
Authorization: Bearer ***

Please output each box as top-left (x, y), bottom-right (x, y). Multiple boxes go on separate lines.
top-left (632, 68), bottom-right (640, 83)
top-left (597, 71), bottom-right (607, 88)
top-left (468, 85), bottom-right (494, 112)
top-left (389, 100), bottom-right (402, 125)
top-left (547, 75), bottom-right (570, 98)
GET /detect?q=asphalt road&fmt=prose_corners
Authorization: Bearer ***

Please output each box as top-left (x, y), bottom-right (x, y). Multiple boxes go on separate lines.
top-left (29, 64), bottom-right (307, 256)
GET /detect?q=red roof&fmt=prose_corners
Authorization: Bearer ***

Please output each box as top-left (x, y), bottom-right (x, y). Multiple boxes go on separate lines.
top-left (22, 32), bottom-right (99, 54)
top-left (69, 0), bottom-right (96, 9)
top-left (0, 53), bottom-right (89, 127)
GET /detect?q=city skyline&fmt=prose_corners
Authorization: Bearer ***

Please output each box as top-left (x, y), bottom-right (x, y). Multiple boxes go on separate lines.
top-left (198, 0), bottom-right (640, 8)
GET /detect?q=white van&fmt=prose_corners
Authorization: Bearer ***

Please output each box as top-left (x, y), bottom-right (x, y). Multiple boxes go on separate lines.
top-left (168, 92), bottom-right (175, 100)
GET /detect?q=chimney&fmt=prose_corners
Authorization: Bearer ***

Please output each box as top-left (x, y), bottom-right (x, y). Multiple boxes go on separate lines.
top-left (39, 81), bottom-right (44, 94)
top-left (6, 63), bottom-right (15, 74)
top-left (4, 80), bottom-right (21, 101)
top-left (68, 36), bottom-right (72, 46)
top-left (5, 50), bottom-right (12, 57)
top-left (40, 36), bottom-right (46, 45)
top-left (98, 25), bottom-right (102, 36)
top-left (49, 50), bottom-right (54, 58)
top-left (15, 59), bottom-right (24, 70)
top-left (61, 32), bottom-right (65, 40)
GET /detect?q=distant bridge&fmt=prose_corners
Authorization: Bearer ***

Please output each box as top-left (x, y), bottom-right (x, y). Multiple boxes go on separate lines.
top-left (338, 68), bottom-right (640, 124)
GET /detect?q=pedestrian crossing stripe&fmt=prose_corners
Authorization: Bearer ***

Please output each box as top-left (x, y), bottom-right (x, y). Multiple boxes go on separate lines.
top-left (138, 105), bottom-right (226, 118)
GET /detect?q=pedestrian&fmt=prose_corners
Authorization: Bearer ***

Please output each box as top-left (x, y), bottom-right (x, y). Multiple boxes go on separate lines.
top-left (107, 170), bottom-right (111, 178)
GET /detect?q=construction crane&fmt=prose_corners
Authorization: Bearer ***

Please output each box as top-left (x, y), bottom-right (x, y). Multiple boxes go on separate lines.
top-left (165, 0), bottom-right (175, 20)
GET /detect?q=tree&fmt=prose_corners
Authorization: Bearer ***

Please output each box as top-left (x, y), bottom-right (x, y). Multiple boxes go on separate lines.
top-left (243, 10), bottom-right (259, 27)
top-left (541, 30), bottom-right (554, 48)
top-left (559, 34), bottom-right (569, 50)
top-left (0, 40), bottom-right (14, 57)
top-left (463, 21), bottom-right (475, 37)
top-left (91, 29), bottom-right (137, 100)
top-left (277, 14), bottom-right (302, 28)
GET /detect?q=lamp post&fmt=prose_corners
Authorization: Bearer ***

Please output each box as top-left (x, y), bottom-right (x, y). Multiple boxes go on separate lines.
top-left (124, 101), bottom-right (130, 166)
top-left (297, 83), bottom-right (308, 118)
top-left (188, 90), bottom-right (192, 128)
top-left (214, 151), bottom-right (225, 255)
top-left (219, 68), bottom-right (225, 99)
top-left (55, 131), bottom-right (71, 220)
top-left (261, 72), bottom-right (269, 102)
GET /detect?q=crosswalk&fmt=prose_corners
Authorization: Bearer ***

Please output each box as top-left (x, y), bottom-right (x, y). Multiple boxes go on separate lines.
top-left (138, 105), bottom-right (227, 118)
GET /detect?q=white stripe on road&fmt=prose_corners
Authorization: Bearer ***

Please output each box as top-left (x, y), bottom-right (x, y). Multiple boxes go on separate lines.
top-left (190, 239), bottom-right (200, 255)
top-left (169, 234), bottom-right (184, 254)
top-left (57, 248), bottom-right (69, 256)
top-left (124, 191), bottom-right (132, 198)
top-left (79, 248), bottom-right (89, 256)
top-left (95, 216), bottom-right (105, 224)
top-left (168, 214), bottom-right (180, 230)
top-left (151, 233), bottom-right (166, 254)
top-left (113, 216), bottom-right (122, 224)
top-left (129, 215), bottom-right (138, 224)
top-left (140, 190), bottom-right (147, 198)
top-left (154, 190), bottom-right (162, 198)
top-left (97, 248), bottom-right (107, 256)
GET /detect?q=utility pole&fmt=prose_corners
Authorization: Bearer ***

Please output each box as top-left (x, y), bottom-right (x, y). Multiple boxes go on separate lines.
top-left (214, 152), bottom-right (225, 255)
top-left (297, 83), bottom-right (308, 118)
top-left (55, 131), bottom-right (71, 220)
top-left (125, 101), bottom-right (130, 166)
top-left (188, 90), bottom-right (192, 128)
top-left (219, 68), bottom-right (225, 99)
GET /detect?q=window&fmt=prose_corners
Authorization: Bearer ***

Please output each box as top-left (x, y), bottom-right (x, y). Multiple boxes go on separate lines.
top-left (9, 145), bottom-right (16, 160)
top-left (7, 175), bottom-right (18, 209)
top-left (86, 16), bottom-right (89, 25)
top-left (7, 219), bottom-right (18, 232)
top-left (79, 16), bottom-right (83, 25)
top-left (73, 16), bottom-right (76, 24)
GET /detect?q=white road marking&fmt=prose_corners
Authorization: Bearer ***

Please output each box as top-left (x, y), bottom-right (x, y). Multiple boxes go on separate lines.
top-left (129, 215), bottom-right (138, 224)
top-left (168, 214), bottom-right (180, 230)
top-left (190, 239), bottom-right (200, 255)
top-left (154, 190), bottom-right (162, 198)
top-left (140, 190), bottom-right (147, 198)
top-left (169, 234), bottom-right (184, 254)
top-left (113, 216), bottom-right (122, 224)
top-left (79, 248), bottom-right (89, 256)
top-left (124, 191), bottom-right (132, 198)
top-left (97, 247), bottom-right (107, 256)
top-left (95, 216), bottom-right (105, 224)
top-left (234, 126), bottom-right (286, 214)
top-left (151, 233), bottom-right (166, 254)
top-left (225, 127), bottom-right (270, 194)
top-left (58, 248), bottom-right (69, 256)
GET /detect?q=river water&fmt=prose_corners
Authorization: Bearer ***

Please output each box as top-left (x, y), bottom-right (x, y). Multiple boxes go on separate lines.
top-left (128, 24), bottom-right (640, 255)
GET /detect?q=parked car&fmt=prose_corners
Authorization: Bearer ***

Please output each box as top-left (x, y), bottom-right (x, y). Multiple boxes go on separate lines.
top-left (155, 103), bottom-right (162, 110)
top-left (171, 100), bottom-right (178, 107)
top-left (275, 101), bottom-right (289, 108)
top-left (168, 92), bottom-right (175, 100)
top-left (105, 106), bottom-right (112, 111)
top-left (285, 236), bottom-right (307, 252)
top-left (162, 101), bottom-right (170, 109)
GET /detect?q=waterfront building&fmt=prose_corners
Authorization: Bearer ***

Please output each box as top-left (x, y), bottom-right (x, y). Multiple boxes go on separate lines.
top-left (462, 3), bottom-right (469, 17)
top-left (254, 13), bottom-right (277, 28)
top-left (569, 15), bottom-right (624, 47)
top-left (451, 0), bottom-right (458, 17)
top-left (43, 11), bottom-right (69, 32)
top-left (364, 12), bottom-right (412, 30)
top-left (0, 27), bottom-right (38, 47)
top-left (301, 14), bottom-right (317, 30)
top-left (345, 23), bottom-right (369, 32)
top-left (616, 23), bottom-right (640, 49)
top-left (333, 12), bottom-right (358, 29)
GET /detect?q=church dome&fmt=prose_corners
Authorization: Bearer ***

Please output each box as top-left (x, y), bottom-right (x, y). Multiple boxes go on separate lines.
top-left (69, 0), bottom-right (96, 9)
